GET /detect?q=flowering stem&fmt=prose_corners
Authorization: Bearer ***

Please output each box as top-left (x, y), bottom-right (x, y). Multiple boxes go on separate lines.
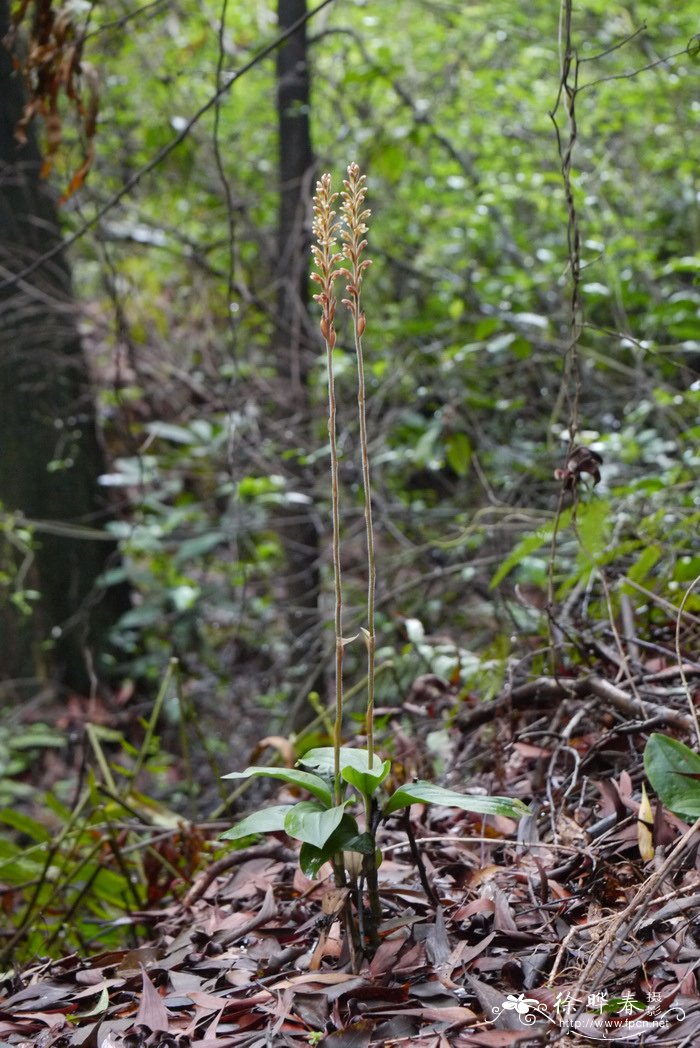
top-left (341, 163), bottom-right (376, 766)
top-left (311, 175), bottom-right (344, 803)
top-left (353, 314), bottom-right (376, 765)
top-left (328, 329), bottom-right (344, 802)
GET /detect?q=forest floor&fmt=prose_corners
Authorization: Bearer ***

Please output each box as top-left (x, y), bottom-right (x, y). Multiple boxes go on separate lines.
top-left (2, 632), bottom-right (700, 1047)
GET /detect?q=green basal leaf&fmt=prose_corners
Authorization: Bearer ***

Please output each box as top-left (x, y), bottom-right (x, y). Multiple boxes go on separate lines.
top-left (343, 832), bottom-right (377, 856)
top-left (644, 733), bottom-right (700, 818)
top-left (297, 815), bottom-right (369, 878)
top-left (341, 758), bottom-right (391, 798)
top-left (284, 801), bottom-right (347, 849)
top-left (221, 766), bottom-right (332, 807)
top-left (383, 781), bottom-right (529, 819)
top-left (300, 746), bottom-right (388, 779)
top-left (219, 804), bottom-right (294, 841)
top-left (298, 842), bottom-right (329, 880)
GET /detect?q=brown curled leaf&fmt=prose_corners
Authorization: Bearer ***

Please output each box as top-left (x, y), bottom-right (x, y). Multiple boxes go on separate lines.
top-left (555, 444), bottom-right (603, 489)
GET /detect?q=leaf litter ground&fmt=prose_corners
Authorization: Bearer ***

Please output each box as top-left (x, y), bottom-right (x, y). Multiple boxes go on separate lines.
top-left (2, 651), bottom-right (700, 1047)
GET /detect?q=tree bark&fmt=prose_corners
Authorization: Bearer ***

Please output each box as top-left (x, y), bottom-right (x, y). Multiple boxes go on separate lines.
top-left (0, 2), bottom-right (128, 694)
top-left (275, 0), bottom-right (322, 719)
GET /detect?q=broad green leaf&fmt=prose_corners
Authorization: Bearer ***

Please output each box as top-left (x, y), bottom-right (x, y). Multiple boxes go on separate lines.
top-left (297, 815), bottom-right (368, 878)
top-left (146, 421), bottom-right (195, 444)
top-left (576, 499), bottom-right (610, 564)
top-left (673, 554), bottom-right (700, 583)
top-left (625, 544), bottom-right (661, 586)
top-left (284, 801), bottom-right (346, 849)
top-left (341, 759), bottom-right (391, 798)
top-left (0, 840), bottom-right (49, 881)
top-left (445, 432), bottom-right (472, 477)
top-left (384, 780), bottom-right (528, 819)
top-left (11, 725), bottom-right (66, 750)
top-left (0, 809), bottom-right (51, 842)
top-left (174, 531), bottom-right (225, 564)
top-left (300, 747), bottom-right (387, 779)
top-left (221, 766), bottom-right (332, 806)
top-left (644, 734), bottom-right (700, 817)
top-left (219, 804), bottom-right (294, 841)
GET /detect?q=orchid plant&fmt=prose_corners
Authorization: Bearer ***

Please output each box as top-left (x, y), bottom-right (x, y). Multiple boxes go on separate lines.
top-left (222, 165), bottom-right (527, 963)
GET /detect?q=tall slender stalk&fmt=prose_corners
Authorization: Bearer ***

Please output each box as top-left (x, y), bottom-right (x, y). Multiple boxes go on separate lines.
top-left (340, 163), bottom-right (376, 765)
top-left (312, 167), bottom-right (380, 964)
top-left (310, 175), bottom-right (344, 803)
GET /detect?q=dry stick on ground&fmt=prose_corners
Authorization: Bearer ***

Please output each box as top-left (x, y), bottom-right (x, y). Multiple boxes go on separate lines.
top-left (596, 568), bottom-right (645, 709)
top-left (402, 810), bottom-right (441, 908)
top-left (455, 674), bottom-right (694, 735)
top-left (548, 877), bottom-right (700, 985)
top-left (183, 842), bottom-right (297, 908)
top-left (565, 815), bottom-right (700, 1004)
top-left (623, 576), bottom-right (700, 628)
top-left (619, 591), bottom-right (640, 666)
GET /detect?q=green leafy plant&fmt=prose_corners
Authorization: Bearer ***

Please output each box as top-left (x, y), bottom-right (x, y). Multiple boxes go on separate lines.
top-left (222, 745), bottom-right (527, 960)
top-left (644, 733), bottom-right (700, 819)
top-left (0, 662), bottom-right (213, 968)
top-left (221, 165), bottom-right (528, 966)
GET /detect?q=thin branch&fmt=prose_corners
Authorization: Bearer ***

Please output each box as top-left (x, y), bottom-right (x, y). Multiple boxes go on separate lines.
top-left (83, 0), bottom-right (168, 43)
top-left (569, 814), bottom-right (700, 998)
top-left (578, 23), bottom-right (647, 64)
top-left (579, 45), bottom-right (692, 92)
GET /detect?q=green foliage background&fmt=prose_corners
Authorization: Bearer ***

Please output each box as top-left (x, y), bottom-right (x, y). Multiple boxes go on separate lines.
top-left (1, 0), bottom-right (699, 965)
top-left (58, 0), bottom-right (698, 694)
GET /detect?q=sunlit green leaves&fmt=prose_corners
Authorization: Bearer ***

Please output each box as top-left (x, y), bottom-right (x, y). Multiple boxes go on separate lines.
top-left (299, 747), bottom-right (388, 779)
top-left (222, 766), bottom-right (333, 806)
top-left (341, 756), bottom-right (392, 799)
top-left (491, 511), bottom-right (572, 588)
top-left (297, 747), bottom-right (392, 800)
top-left (384, 780), bottom-right (529, 819)
top-left (445, 432), bottom-right (472, 477)
top-left (219, 805), bottom-right (294, 841)
top-left (298, 817), bottom-right (371, 878)
top-left (284, 801), bottom-right (347, 849)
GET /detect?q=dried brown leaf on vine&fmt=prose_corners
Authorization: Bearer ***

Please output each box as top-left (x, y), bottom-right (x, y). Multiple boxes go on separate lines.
top-left (5, 0), bottom-right (100, 203)
top-left (554, 444), bottom-right (603, 489)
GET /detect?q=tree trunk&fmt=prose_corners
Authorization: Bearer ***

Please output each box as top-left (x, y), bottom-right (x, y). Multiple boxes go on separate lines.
top-left (0, 2), bottom-right (128, 695)
top-left (275, 0), bottom-right (322, 720)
